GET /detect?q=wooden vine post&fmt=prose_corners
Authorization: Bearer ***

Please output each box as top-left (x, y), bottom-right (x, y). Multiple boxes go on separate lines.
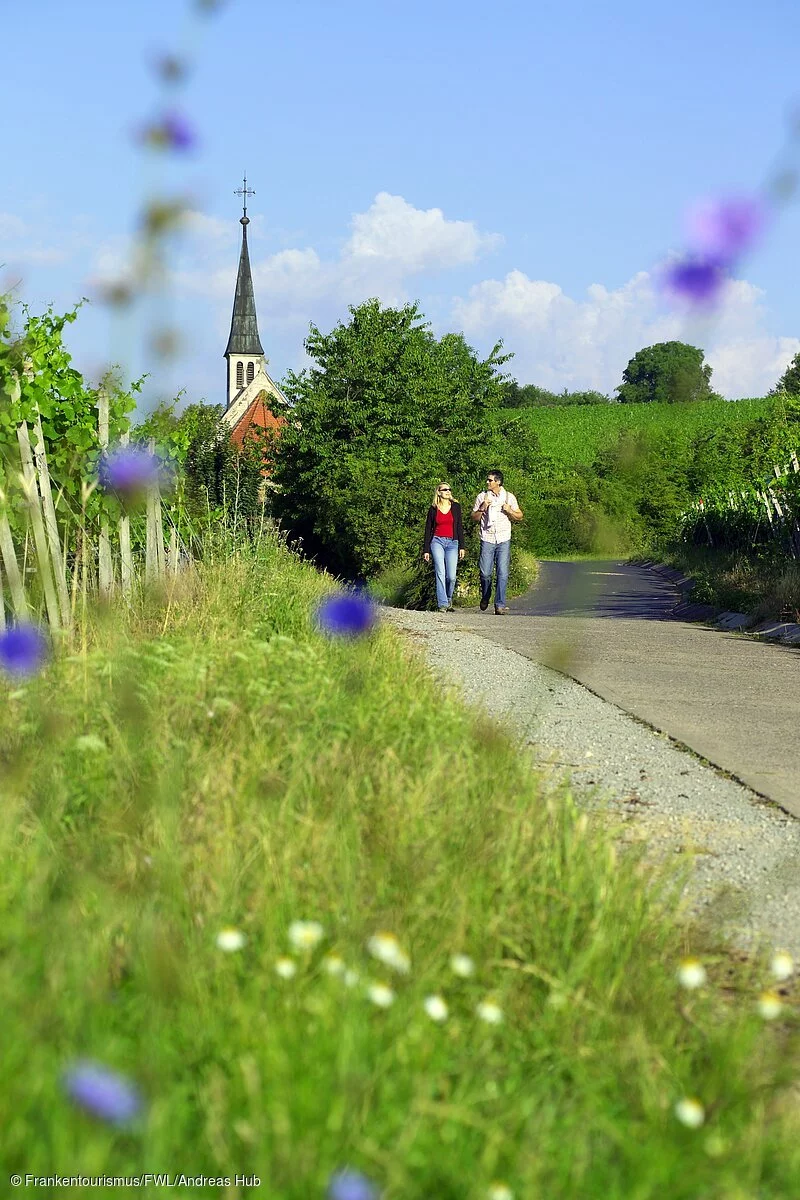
top-left (97, 388), bottom-right (113, 598)
top-left (32, 411), bottom-right (72, 629)
top-left (16, 420), bottom-right (62, 635)
top-left (118, 428), bottom-right (133, 599)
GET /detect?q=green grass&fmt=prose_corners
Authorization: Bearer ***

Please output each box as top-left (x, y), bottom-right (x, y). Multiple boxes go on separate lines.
top-left (501, 398), bottom-right (772, 468)
top-left (660, 544), bottom-right (800, 622)
top-left (2, 531), bottom-right (799, 1198)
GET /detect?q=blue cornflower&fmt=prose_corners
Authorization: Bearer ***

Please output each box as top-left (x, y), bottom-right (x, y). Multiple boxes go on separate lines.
top-left (0, 624), bottom-right (48, 678)
top-left (63, 1061), bottom-right (142, 1126)
top-left (139, 110), bottom-right (197, 152)
top-left (662, 257), bottom-right (727, 306)
top-left (99, 445), bottom-right (160, 496)
top-left (327, 1169), bottom-right (380, 1200)
top-left (315, 592), bottom-right (377, 637)
top-left (686, 196), bottom-right (766, 262)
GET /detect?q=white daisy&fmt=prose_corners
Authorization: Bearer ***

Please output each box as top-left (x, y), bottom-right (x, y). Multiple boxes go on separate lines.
top-left (275, 956), bottom-right (297, 979)
top-left (757, 991), bottom-right (782, 1020)
top-left (487, 1185), bottom-right (514, 1200)
top-left (322, 954), bottom-right (346, 977)
top-left (216, 928), bottom-right (246, 952)
top-left (368, 983), bottom-right (395, 1008)
top-left (677, 957), bottom-right (707, 990)
top-left (343, 969), bottom-right (360, 988)
top-left (450, 953), bottom-right (475, 978)
top-left (674, 1097), bottom-right (705, 1128)
top-left (423, 995), bottom-right (449, 1022)
top-left (367, 931), bottom-right (411, 974)
top-left (288, 920), bottom-right (324, 953)
top-left (770, 952), bottom-right (794, 982)
top-left (476, 999), bottom-right (503, 1025)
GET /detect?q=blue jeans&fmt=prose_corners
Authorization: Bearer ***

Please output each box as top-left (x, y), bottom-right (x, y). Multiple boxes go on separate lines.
top-left (430, 536), bottom-right (459, 608)
top-left (479, 539), bottom-right (511, 608)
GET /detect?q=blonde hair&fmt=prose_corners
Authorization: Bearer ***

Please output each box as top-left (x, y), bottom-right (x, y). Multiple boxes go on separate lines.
top-left (432, 482), bottom-right (456, 508)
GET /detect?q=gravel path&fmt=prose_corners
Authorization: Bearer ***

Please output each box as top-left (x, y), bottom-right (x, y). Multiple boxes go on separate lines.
top-left (382, 607), bottom-right (800, 961)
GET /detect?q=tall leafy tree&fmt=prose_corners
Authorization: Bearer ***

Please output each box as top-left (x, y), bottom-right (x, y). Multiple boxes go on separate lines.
top-left (616, 341), bottom-right (717, 404)
top-left (771, 350), bottom-right (800, 396)
top-left (269, 299), bottom-right (511, 578)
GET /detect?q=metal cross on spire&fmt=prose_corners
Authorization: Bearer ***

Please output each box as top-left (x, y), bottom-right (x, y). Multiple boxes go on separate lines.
top-left (234, 174), bottom-right (255, 221)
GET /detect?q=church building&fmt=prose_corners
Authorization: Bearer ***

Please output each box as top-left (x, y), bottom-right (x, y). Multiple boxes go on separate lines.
top-left (221, 177), bottom-right (286, 451)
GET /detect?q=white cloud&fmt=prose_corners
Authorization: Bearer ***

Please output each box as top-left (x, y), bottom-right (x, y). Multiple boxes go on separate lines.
top-left (0, 212), bottom-right (80, 268)
top-left (451, 268), bottom-right (798, 398)
top-left (170, 193), bottom-right (502, 361)
top-left (345, 191), bottom-right (501, 271)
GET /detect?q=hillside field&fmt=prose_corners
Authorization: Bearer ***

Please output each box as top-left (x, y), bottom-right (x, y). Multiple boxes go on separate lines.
top-left (498, 398), bottom-right (772, 468)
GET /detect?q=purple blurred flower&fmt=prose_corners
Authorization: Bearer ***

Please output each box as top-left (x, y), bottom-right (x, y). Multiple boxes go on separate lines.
top-left (328, 1169), bottom-right (380, 1200)
top-left (315, 592), bottom-right (377, 637)
top-left (99, 445), bottom-right (160, 496)
top-left (139, 110), bottom-right (197, 152)
top-left (0, 624), bottom-right (48, 678)
top-left (63, 1061), bottom-right (142, 1126)
top-left (662, 257), bottom-right (727, 306)
top-left (685, 196), bottom-right (767, 262)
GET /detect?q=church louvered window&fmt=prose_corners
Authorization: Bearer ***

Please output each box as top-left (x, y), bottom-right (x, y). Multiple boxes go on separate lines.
top-left (236, 361), bottom-right (244, 389)
top-left (246, 362), bottom-right (255, 385)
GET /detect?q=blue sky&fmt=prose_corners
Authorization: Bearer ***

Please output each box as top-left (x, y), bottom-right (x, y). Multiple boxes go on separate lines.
top-left (3, 0), bottom-right (800, 410)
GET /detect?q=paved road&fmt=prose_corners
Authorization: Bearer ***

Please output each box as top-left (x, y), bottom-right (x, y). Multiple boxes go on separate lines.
top-left (454, 560), bottom-right (800, 818)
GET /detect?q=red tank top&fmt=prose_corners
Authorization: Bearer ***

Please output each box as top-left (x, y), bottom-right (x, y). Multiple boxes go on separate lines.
top-left (434, 506), bottom-right (455, 539)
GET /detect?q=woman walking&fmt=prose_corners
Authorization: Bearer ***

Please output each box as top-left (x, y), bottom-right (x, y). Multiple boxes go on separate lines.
top-left (423, 482), bottom-right (466, 613)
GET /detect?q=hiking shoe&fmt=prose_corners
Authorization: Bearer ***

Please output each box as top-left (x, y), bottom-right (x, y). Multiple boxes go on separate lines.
top-left (479, 598), bottom-right (490, 611)
top-left (495, 606), bottom-right (509, 615)
top-left (446, 606), bottom-right (455, 612)
top-left (438, 607), bottom-right (449, 613)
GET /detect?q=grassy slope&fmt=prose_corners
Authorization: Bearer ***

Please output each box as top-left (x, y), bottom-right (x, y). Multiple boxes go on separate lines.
top-left (501, 398), bottom-right (771, 468)
top-left (2, 534), bottom-right (799, 1198)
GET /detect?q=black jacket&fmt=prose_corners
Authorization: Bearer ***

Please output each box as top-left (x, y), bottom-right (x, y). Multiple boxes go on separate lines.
top-left (423, 501), bottom-right (466, 555)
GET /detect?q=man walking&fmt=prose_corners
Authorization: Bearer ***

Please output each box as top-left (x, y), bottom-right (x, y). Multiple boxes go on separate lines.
top-left (471, 470), bottom-right (523, 614)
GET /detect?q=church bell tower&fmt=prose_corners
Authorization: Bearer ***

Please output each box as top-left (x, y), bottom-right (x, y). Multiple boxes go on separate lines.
top-left (224, 174), bottom-right (266, 408)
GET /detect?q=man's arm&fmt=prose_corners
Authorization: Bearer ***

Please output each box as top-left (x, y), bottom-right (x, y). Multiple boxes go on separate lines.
top-left (471, 494), bottom-right (488, 522)
top-left (502, 497), bottom-right (523, 522)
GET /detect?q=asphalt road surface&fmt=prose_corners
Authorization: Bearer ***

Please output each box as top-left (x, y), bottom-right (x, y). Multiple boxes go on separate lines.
top-left (457, 559), bottom-right (800, 818)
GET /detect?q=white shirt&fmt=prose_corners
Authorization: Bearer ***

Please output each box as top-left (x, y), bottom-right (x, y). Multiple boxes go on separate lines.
top-left (472, 488), bottom-right (519, 544)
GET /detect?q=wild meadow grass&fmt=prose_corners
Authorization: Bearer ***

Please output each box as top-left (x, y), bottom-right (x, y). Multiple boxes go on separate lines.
top-left (1, 530), bottom-right (799, 1198)
top-left (662, 543), bottom-right (800, 623)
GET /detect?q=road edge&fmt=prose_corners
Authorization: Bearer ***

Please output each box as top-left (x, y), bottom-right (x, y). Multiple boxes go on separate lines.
top-left (638, 560), bottom-right (800, 647)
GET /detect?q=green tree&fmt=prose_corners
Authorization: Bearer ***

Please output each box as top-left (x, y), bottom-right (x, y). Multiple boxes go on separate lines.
top-left (270, 299), bottom-right (511, 579)
top-left (770, 350), bottom-right (800, 396)
top-left (616, 341), bottom-right (717, 405)
top-left (503, 381), bottom-right (612, 407)
top-left (134, 399), bottom-right (265, 524)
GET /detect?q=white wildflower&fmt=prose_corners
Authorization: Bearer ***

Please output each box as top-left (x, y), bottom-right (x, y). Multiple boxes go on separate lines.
top-left (450, 953), bottom-right (475, 978)
top-left (275, 957), bottom-right (297, 979)
top-left (757, 991), bottom-right (782, 1020)
top-left (343, 969), bottom-right (360, 988)
top-left (487, 1185), bottom-right (514, 1200)
top-left (368, 983), bottom-right (395, 1008)
top-left (322, 954), bottom-right (346, 977)
top-left (677, 957), bottom-right (707, 990)
top-left (367, 931), bottom-right (410, 974)
top-left (423, 995), bottom-right (449, 1023)
top-left (770, 952), bottom-right (794, 982)
top-left (288, 920), bottom-right (324, 953)
top-left (476, 999), bottom-right (503, 1025)
top-left (216, 928), bottom-right (246, 952)
top-left (674, 1097), bottom-right (705, 1128)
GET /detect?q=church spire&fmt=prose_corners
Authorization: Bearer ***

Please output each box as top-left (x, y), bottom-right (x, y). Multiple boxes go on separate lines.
top-left (224, 174), bottom-right (264, 357)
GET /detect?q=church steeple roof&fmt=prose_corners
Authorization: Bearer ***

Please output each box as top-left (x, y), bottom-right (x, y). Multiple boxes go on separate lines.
top-left (224, 176), bottom-right (264, 357)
